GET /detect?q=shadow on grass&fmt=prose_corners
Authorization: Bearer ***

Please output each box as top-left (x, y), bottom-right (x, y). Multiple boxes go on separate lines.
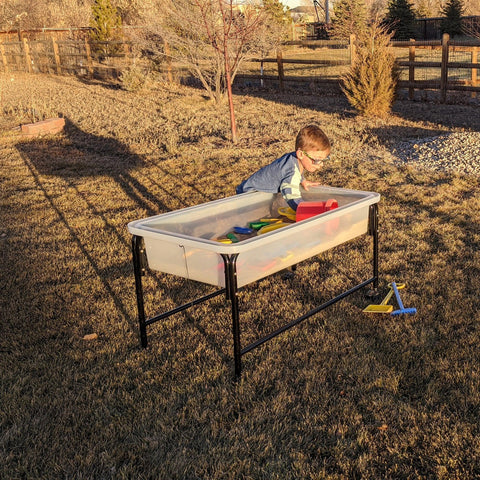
top-left (26, 118), bottom-right (168, 214)
top-left (233, 83), bottom-right (480, 133)
top-left (367, 124), bottom-right (449, 152)
top-left (13, 118), bottom-right (231, 364)
top-left (391, 97), bottom-right (480, 132)
top-left (13, 121), bottom-right (147, 333)
top-left (233, 84), bottom-right (353, 116)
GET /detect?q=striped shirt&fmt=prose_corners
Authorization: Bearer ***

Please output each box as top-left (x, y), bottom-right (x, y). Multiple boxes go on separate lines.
top-left (235, 152), bottom-right (304, 210)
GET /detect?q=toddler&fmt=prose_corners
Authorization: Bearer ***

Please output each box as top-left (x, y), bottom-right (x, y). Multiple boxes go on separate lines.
top-left (236, 124), bottom-right (331, 210)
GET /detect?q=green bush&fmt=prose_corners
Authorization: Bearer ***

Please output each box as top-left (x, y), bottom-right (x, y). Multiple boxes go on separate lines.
top-left (90, 0), bottom-right (122, 59)
top-left (383, 0), bottom-right (417, 40)
top-left (342, 23), bottom-right (399, 118)
top-left (331, 0), bottom-right (368, 39)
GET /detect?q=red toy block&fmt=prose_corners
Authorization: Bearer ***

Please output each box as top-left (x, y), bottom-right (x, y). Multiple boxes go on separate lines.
top-left (296, 199), bottom-right (338, 222)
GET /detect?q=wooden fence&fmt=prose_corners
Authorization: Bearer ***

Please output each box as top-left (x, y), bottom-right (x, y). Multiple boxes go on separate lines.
top-left (1, 33), bottom-right (479, 101)
top-left (236, 34), bottom-right (480, 101)
top-left (395, 35), bottom-right (479, 101)
top-left (236, 38), bottom-right (351, 91)
top-left (0, 35), bottom-right (132, 78)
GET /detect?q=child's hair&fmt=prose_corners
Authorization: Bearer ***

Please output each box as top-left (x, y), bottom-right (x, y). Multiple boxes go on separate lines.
top-left (295, 124), bottom-right (331, 152)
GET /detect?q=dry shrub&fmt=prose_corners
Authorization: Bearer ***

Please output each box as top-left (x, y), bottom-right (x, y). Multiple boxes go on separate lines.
top-left (342, 21), bottom-right (399, 118)
top-left (120, 64), bottom-right (150, 92)
top-left (1, 0), bottom-right (91, 29)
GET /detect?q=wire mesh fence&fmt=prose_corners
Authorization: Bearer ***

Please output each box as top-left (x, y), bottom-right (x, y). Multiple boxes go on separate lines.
top-left (235, 35), bottom-right (479, 100)
top-left (0, 36), bottom-right (132, 78)
top-left (0, 33), bottom-right (478, 100)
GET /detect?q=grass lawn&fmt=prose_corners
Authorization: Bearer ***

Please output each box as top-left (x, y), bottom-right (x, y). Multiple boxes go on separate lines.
top-left (1, 73), bottom-right (480, 479)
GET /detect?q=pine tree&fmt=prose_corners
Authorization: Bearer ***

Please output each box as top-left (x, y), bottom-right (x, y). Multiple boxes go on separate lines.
top-left (90, 0), bottom-right (122, 58)
top-left (262, 0), bottom-right (291, 42)
top-left (263, 0), bottom-right (290, 25)
top-left (441, 0), bottom-right (464, 37)
top-left (331, 0), bottom-right (367, 39)
top-left (384, 0), bottom-right (417, 40)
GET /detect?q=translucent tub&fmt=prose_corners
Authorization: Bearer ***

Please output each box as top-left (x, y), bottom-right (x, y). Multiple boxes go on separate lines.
top-left (127, 186), bottom-right (380, 288)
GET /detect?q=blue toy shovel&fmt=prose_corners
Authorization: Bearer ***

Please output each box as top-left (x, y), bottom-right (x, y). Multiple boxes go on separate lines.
top-left (363, 283), bottom-right (405, 313)
top-left (391, 281), bottom-right (417, 316)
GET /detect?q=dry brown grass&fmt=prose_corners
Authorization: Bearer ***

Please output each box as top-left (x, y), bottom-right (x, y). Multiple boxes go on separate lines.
top-left (1, 73), bottom-right (480, 479)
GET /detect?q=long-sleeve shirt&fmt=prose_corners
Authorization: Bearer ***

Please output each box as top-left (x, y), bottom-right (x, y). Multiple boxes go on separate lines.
top-left (235, 152), bottom-right (304, 210)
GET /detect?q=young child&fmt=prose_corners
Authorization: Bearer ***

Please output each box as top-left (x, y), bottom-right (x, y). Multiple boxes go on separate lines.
top-left (236, 124), bottom-right (331, 211)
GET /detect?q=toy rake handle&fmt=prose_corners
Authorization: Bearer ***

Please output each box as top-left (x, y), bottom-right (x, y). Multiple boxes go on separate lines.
top-left (391, 282), bottom-right (404, 309)
top-left (380, 288), bottom-right (395, 305)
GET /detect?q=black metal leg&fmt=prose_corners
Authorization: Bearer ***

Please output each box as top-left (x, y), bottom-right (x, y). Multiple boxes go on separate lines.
top-left (132, 235), bottom-right (148, 348)
top-left (372, 204), bottom-right (379, 289)
top-left (222, 254), bottom-right (241, 377)
top-left (369, 204), bottom-right (379, 290)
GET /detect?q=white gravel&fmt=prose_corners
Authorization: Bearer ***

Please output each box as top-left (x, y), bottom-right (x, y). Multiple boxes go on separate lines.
top-left (392, 132), bottom-right (480, 175)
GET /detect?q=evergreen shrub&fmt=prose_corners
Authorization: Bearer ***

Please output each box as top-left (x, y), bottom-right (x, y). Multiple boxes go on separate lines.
top-left (342, 22), bottom-right (399, 118)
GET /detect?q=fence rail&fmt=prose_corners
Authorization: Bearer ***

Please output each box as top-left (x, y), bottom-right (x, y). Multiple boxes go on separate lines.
top-left (0, 33), bottom-right (479, 102)
top-left (0, 35), bottom-right (132, 78)
top-left (237, 34), bottom-right (480, 101)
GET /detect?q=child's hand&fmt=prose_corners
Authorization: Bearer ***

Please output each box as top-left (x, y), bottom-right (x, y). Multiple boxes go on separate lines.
top-left (301, 179), bottom-right (321, 191)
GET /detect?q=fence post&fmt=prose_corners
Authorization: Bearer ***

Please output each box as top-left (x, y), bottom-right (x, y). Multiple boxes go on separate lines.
top-left (0, 42), bottom-right (8, 73)
top-left (409, 39), bottom-right (415, 100)
top-left (84, 38), bottom-right (93, 77)
top-left (472, 46), bottom-right (478, 99)
top-left (23, 38), bottom-right (32, 73)
top-left (163, 40), bottom-right (173, 84)
top-left (276, 48), bottom-right (284, 91)
top-left (123, 41), bottom-right (131, 64)
top-left (349, 34), bottom-right (356, 65)
top-left (440, 33), bottom-right (450, 103)
top-left (52, 37), bottom-right (61, 74)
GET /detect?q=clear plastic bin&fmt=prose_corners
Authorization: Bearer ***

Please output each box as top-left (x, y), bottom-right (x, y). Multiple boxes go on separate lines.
top-left (128, 186), bottom-right (380, 288)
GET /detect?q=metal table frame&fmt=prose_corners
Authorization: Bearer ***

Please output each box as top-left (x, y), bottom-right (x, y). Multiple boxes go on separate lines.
top-left (132, 204), bottom-right (378, 377)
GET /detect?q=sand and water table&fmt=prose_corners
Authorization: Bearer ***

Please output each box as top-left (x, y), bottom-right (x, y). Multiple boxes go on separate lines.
top-left (128, 185), bottom-right (380, 376)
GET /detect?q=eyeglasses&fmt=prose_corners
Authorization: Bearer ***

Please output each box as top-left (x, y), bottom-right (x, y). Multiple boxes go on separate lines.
top-left (302, 151), bottom-right (329, 165)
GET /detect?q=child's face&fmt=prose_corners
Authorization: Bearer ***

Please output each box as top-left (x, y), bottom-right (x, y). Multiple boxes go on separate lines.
top-left (297, 148), bottom-right (330, 173)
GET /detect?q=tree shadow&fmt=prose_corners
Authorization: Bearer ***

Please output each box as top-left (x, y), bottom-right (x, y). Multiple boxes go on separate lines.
top-left (13, 118), bottom-right (229, 362)
top-left (77, 76), bottom-right (123, 91)
top-left (233, 83), bottom-right (480, 132)
top-left (367, 124), bottom-right (448, 151)
top-left (391, 96), bottom-right (480, 132)
top-left (233, 84), bottom-right (354, 116)
top-left (17, 117), bottom-right (166, 217)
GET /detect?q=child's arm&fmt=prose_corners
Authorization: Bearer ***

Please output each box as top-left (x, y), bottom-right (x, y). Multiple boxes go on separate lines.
top-left (280, 179), bottom-right (303, 210)
top-left (301, 179), bottom-right (321, 191)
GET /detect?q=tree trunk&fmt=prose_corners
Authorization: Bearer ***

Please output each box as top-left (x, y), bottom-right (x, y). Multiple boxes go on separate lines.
top-left (224, 55), bottom-right (237, 143)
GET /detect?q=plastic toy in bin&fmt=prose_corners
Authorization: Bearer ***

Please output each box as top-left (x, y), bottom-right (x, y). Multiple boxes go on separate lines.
top-left (278, 207), bottom-right (296, 221)
top-left (257, 222), bottom-right (290, 235)
top-left (296, 199), bottom-right (338, 222)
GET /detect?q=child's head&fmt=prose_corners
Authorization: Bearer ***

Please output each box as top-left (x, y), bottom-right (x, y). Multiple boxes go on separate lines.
top-left (295, 124), bottom-right (331, 173)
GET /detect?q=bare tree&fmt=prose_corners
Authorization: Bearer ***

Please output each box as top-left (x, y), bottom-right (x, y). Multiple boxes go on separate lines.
top-left (0, 0), bottom-right (45, 30)
top-left (0, 0), bottom-right (93, 29)
top-left (48, 0), bottom-right (91, 27)
top-left (139, 0), bottom-right (279, 143)
top-left (194, 0), bottom-right (269, 142)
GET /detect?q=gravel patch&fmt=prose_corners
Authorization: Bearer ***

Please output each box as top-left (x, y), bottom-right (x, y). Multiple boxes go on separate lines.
top-left (392, 132), bottom-right (480, 175)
